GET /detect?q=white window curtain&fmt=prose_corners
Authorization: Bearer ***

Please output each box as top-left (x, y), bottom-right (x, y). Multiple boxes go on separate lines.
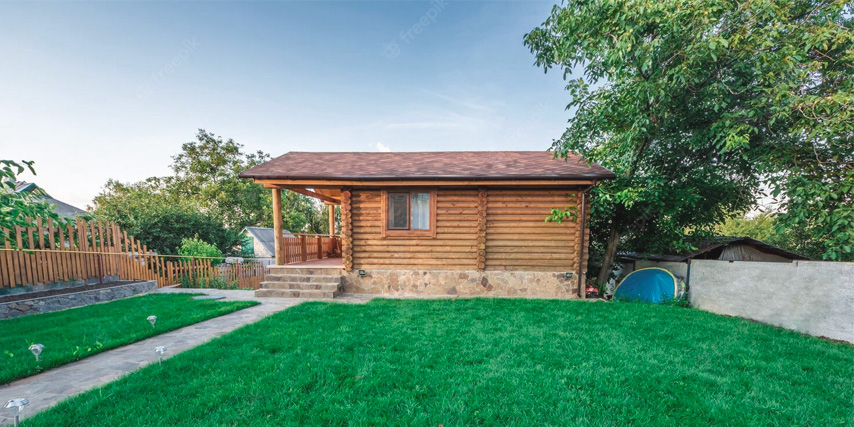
top-left (411, 193), bottom-right (430, 230)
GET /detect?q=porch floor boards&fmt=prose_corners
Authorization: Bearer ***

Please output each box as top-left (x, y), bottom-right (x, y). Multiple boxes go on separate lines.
top-left (277, 257), bottom-right (343, 268)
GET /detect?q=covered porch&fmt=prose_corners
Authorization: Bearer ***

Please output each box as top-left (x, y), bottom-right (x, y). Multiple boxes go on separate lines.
top-left (270, 186), bottom-right (344, 267)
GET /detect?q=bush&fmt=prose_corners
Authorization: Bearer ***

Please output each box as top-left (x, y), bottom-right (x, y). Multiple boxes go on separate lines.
top-left (177, 237), bottom-right (223, 261)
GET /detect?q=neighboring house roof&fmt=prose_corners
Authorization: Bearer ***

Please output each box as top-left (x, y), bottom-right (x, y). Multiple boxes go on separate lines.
top-left (14, 181), bottom-right (38, 193)
top-left (243, 226), bottom-right (295, 257)
top-left (620, 236), bottom-right (810, 262)
top-left (12, 181), bottom-right (87, 218)
top-left (239, 151), bottom-right (616, 181)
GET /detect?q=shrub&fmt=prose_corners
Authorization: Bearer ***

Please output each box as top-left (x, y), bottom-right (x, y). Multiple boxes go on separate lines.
top-left (177, 237), bottom-right (223, 261)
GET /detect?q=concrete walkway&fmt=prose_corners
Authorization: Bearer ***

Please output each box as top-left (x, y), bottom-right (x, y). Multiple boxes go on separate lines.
top-left (0, 289), bottom-right (372, 425)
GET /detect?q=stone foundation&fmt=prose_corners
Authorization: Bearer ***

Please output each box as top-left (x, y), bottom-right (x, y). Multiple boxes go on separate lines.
top-left (0, 280), bottom-right (158, 319)
top-left (343, 270), bottom-right (581, 299)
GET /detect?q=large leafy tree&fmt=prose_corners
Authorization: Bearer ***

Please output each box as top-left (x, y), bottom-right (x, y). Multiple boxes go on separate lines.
top-left (92, 130), bottom-right (327, 253)
top-left (168, 129), bottom-right (326, 234)
top-left (92, 179), bottom-right (241, 255)
top-left (169, 129), bottom-right (274, 229)
top-left (526, 0), bottom-right (853, 282)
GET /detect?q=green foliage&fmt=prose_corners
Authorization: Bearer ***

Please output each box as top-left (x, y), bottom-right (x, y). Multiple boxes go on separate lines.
top-left (0, 160), bottom-right (63, 245)
top-left (0, 294), bottom-right (256, 385)
top-left (92, 179), bottom-right (240, 255)
top-left (169, 129), bottom-right (274, 229)
top-left (178, 274), bottom-right (240, 290)
top-left (24, 299), bottom-right (854, 426)
top-left (92, 130), bottom-right (327, 254)
top-left (177, 237), bottom-right (224, 260)
top-left (545, 193), bottom-right (579, 224)
top-left (525, 0), bottom-right (854, 280)
top-left (716, 213), bottom-right (825, 259)
top-left (716, 213), bottom-right (779, 243)
top-left (280, 188), bottom-right (325, 234)
top-left (167, 130), bottom-right (326, 234)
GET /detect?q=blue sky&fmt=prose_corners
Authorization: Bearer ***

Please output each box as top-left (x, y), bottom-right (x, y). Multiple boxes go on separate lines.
top-left (1, 1), bottom-right (575, 209)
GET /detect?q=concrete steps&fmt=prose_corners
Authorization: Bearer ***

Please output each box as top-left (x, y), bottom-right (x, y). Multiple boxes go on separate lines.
top-left (255, 289), bottom-right (339, 299)
top-left (256, 267), bottom-right (344, 299)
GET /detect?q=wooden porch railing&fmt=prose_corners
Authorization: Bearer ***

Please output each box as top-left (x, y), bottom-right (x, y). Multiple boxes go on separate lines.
top-left (0, 218), bottom-right (267, 290)
top-left (279, 233), bottom-right (342, 265)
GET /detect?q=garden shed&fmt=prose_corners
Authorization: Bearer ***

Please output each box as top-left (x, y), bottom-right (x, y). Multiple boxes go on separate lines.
top-left (619, 236), bottom-right (810, 280)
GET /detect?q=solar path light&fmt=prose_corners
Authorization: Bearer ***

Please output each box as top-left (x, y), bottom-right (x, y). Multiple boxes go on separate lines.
top-left (4, 398), bottom-right (29, 427)
top-left (147, 315), bottom-right (157, 329)
top-left (28, 344), bottom-right (44, 362)
top-left (155, 346), bottom-right (167, 365)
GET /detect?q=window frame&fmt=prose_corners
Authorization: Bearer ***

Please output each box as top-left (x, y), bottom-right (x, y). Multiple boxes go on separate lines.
top-left (381, 189), bottom-right (437, 238)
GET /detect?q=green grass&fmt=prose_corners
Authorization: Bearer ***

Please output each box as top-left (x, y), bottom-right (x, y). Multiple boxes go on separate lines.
top-left (24, 299), bottom-right (854, 426)
top-left (0, 293), bottom-right (257, 385)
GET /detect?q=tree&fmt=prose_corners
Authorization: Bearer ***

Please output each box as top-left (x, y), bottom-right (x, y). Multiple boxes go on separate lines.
top-left (716, 213), bottom-right (825, 260)
top-left (1, 160), bottom-right (63, 245)
top-left (92, 130), bottom-right (327, 254)
top-left (716, 214), bottom-right (779, 244)
top-left (526, 0), bottom-right (854, 282)
top-left (92, 179), bottom-right (240, 255)
top-left (168, 129), bottom-right (326, 233)
top-left (169, 129), bottom-right (274, 229)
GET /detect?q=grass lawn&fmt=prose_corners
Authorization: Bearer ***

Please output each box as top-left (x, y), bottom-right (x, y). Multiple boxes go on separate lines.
top-left (25, 299), bottom-right (854, 426)
top-left (0, 293), bottom-right (257, 385)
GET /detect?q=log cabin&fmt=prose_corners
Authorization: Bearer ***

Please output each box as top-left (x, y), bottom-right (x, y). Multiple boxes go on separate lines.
top-left (239, 151), bottom-right (614, 299)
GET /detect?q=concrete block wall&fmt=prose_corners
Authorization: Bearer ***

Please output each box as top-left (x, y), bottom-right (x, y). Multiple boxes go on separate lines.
top-left (689, 260), bottom-right (854, 343)
top-left (632, 260), bottom-right (689, 280)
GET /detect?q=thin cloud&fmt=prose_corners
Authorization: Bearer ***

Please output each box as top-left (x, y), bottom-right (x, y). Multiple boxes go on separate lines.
top-left (368, 111), bottom-right (488, 131)
top-left (376, 142), bottom-right (391, 152)
top-left (423, 89), bottom-right (495, 112)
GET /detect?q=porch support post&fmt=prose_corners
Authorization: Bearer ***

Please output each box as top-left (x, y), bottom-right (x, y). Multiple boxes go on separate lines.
top-left (272, 188), bottom-right (285, 265)
top-left (328, 204), bottom-right (336, 235)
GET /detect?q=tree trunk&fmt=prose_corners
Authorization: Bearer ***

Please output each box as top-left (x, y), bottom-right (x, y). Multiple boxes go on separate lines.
top-left (597, 225), bottom-right (621, 285)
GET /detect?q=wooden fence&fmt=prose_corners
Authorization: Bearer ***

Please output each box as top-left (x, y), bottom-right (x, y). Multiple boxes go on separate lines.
top-left (0, 218), bottom-right (342, 291)
top-left (0, 218), bottom-right (271, 290)
top-left (280, 234), bottom-right (341, 264)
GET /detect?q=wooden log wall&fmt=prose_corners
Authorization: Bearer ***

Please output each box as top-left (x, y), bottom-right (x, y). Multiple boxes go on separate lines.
top-left (347, 187), bottom-right (582, 272)
top-left (351, 189), bottom-right (479, 270)
top-left (484, 189), bottom-right (580, 272)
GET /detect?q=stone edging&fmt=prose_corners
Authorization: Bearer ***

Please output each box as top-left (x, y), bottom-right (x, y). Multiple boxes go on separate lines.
top-left (0, 281), bottom-right (158, 319)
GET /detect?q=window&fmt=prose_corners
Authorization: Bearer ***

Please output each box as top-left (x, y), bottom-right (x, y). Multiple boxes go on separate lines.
top-left (387, 193), bottom-right (409, 229)
top-left (382, 190), bottom-right (436, 237)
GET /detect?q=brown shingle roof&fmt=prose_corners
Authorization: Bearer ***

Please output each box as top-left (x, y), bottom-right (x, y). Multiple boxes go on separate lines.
top-left (239, 151), bottom-right (615, 181)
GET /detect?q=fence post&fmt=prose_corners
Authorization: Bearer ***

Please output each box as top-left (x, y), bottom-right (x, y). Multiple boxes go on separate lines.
top-left (300, 235), bottom-right (307, 262)
top-left (97, 253), bottom-right (104, 284)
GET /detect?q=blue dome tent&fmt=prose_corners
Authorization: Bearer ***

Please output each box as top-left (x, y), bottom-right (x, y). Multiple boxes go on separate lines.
top-left (614, 268), bottom-right (684, 303)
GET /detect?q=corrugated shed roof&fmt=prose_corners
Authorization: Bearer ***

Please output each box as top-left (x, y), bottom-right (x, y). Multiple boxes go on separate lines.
top-left (620, 236), bottom-right (810, 262)
top-left (239, 151), bottom-right (616, 181)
